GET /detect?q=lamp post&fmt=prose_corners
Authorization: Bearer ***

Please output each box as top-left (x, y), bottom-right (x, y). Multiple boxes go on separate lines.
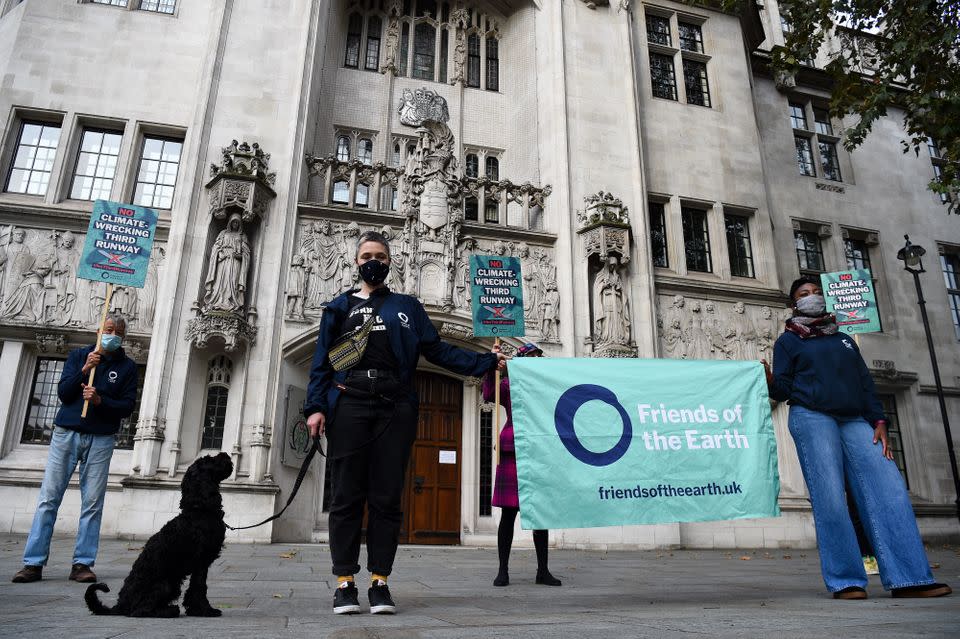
top-left (897, 235), bottom-right (960, 527)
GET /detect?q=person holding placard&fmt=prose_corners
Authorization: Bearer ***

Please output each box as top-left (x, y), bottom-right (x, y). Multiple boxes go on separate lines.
top-left (304, 231), bottom-right (504, 615)
top-left (764, 276), bottom-right (950, 599)
top-left (12, 315), bottom-right (137, 585)
top-left (484, 341), bottom-right (561, 588)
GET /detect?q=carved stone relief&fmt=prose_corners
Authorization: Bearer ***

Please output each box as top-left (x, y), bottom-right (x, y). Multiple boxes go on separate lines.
top-left (0, 225), bottom-right (165, 333)
top-left (656, 294), bottom-right (791, 361)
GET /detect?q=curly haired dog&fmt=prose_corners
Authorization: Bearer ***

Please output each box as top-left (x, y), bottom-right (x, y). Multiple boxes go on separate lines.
top-left (85, 452), bottom-right (233, 617)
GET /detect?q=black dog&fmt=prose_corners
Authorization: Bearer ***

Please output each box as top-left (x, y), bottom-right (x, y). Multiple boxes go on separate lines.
top-left (85, 452), bottom-right (233, 617)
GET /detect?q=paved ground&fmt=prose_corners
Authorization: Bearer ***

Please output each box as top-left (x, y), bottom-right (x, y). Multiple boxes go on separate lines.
top-left (0, 534), bottom-right (957, 638)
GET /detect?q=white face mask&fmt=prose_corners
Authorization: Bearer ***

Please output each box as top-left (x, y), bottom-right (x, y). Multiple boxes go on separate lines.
top-left (795, 294), bottom-right (826, 317)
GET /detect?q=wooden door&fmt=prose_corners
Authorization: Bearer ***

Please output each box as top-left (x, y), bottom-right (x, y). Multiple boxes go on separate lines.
top-left (400, 372), bottom-right (462, 545)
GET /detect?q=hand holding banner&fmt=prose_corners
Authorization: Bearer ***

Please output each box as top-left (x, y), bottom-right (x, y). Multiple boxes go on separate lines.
top-left (820, 269), bottom-right (881, 335)
top-left (509, 358), bottom-right (780, 530)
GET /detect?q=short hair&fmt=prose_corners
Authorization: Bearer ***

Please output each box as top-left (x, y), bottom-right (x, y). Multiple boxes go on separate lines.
top-left (356, 230), bottom-right (391, 258)
top-left (787, 276), bottom-right (821, 303)
top-left (105, 313), bottom-right (128, 335)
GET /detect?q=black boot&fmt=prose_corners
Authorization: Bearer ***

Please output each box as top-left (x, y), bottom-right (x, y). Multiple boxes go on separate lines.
top-left (494, 508), bottom-right (518, 587)
top-left (534, 530), bottom-right (561, 586)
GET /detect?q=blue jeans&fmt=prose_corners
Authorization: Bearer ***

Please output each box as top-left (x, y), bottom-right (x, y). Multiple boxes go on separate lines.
top-left (788, 405), bottom-right (934, 592)
top-left (22, 426), bottom-right (115, 567)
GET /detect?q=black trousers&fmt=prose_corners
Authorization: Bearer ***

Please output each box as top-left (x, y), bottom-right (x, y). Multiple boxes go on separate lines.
top-left (327, 375), bottom-right (416, 577)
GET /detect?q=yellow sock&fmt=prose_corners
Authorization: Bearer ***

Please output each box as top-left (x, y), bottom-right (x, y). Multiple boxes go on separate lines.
top-left (337, 575), bottom-right (354, 586)
top-left (371, 573), bottom-right (388, 585)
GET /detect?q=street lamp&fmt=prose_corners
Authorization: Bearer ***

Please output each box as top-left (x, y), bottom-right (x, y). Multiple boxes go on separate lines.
top-left (897, 235), bottom-right (960, 527)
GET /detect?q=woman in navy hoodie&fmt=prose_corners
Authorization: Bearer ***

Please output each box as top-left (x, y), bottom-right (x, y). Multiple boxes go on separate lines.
top-left (765, 276), bottom-right (950, 600)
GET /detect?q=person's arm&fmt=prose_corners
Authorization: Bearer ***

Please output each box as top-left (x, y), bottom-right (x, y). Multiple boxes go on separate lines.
top-left (57, 349), bottom-right (85, 404)
top-left (94, 363), bottom-right (138, 419)
top-left (768, 337), bottom-right (795, 402)
top-left (304, 303), bottom-right (342, 420)
top-left (415, 301), bottom-right (497, 376)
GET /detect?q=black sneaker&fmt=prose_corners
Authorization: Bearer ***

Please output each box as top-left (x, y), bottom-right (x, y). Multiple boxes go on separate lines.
top-left (368, 579), bottom-right (396, 614)
top-left (333, 581), bottom-right (360, 614)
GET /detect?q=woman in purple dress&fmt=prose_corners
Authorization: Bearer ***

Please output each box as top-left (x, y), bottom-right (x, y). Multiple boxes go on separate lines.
top-left (484, 342), bottom-right (561, 587)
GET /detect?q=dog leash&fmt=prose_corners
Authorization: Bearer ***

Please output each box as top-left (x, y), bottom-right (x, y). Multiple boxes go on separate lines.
top-left (225, 435), bottom-right (325, 531)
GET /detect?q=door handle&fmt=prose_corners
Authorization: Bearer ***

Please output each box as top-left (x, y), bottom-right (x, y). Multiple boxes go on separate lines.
top-left (413, 475), bottom-right (425, 493)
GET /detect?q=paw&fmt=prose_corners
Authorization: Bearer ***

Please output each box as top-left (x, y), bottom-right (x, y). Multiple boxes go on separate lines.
top-left (186, 606), bottom-right (222, 617)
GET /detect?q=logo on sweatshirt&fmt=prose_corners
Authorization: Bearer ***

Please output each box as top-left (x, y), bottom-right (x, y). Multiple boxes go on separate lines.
top-left (841, 338), bottom-right (854, 350)
top-left (108, 371), bottom-right (119, 383)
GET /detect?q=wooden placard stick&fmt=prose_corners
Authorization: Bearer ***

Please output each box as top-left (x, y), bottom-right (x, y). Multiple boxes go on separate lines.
top-left (494, 336), bottom-right (501, 466)
top-left (81, 283), bottom-right (115, 418)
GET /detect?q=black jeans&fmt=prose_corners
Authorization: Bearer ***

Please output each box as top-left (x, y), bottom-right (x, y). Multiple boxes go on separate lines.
top-left (327, 373), bottom-right (416, 577)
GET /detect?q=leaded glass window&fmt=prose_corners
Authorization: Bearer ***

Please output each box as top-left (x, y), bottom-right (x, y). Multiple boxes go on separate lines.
top-left (877, 394), bottom-right (909, 487)
top-left (681, 207), bottom-right (711, 273)
top-left (399, 22), bottom-right (410, 76)
top-left (465, 153), bottom-right (479, 178)
top-left (649, 53), bottom-right (678, 101)
top-left (92, 0), bottom-right (128, 6)
top-left (646, 14), bottom-right (671, 46)
top-left (133, 136), bottom-right (182, 209)
top-left (141, 0), bottom-right (176, 13)
top-left (345, 14), bottom-right (362, 68)
top-left (683, 59), bottom-right (710, 107)
top-left (844, 238), bottom-right (871, 271)
top-left (467, 34), bottom-right (481, 88)
top-left (941, 252), bottom-right (960, 339)
top-left (413, 22), bottom-right (436, 80)
top-left (789, 102), bottom-right (808, 130)
top-left (486, 37), bottom-right (499, 91)
top-left (725, 214), bottom-right (754, 278)
top-left (332, 181), bottom-right (349, 204)
top-left (814, 107), bottom-right (833, 135)
top-left (649, 202), bottom-right (668, 268)
top-left (365, 16), bottom-right (382, 70)
top-left (21, 358), bottom-right (65, 445)
top-left (355, 183), bottom-right (370, 208)
top-left (358, 137), bottom-right (373, 164)
top-left (795, 230), bottom-right (824, 273)
top-left (819, 141), bottom-right (841, 181)
top-left (479, 409), bottom-right (493, 516)
top-left (201, 356), bottom-right (232, 450)
top-left (678, 22), bottom-right (703, 52)
top-left (485, 156), bottom-right (499, 180)
top-left (795, 136), bottom-right (815, 176)
top-left (5, 122), bottom-right (61, 196)
top-left (70, 129), bottom-right (122, 201)
top-left (336, 136), bottom-right (350, 162)
top-left (439, 29), bottom-right (448, 83)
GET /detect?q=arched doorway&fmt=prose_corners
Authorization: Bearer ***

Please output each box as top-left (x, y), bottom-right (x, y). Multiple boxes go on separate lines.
top-left (399, 371), bottom-right (463, 544)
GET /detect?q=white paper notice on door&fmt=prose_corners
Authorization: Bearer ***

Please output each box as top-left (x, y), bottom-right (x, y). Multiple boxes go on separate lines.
top-left (439, 450), bottom-right (457, 464)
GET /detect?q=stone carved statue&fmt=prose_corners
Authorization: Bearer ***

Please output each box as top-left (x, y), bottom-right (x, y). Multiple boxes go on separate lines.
top-left (657, 296), bottom-right (786, 361)
top-left (338, 222), bottom-right (361, 291)
top-left (592, 256), bottom-right (631, 346)
top-left (449, 7), bottom-right (469, 86)
top-left (52, 231), bottom-right (80, 326)
top-left (285, 254), bottom-right (307, 319)
top-left (141, 245), bottom-right (166, 329)
top-left (301, 220), bottom-right (341, 313)
top-left (660, 295), bottom-right (688, 359)
top-left (539, 281), bottom-right (561, 342)
top-left (453, 236), bottom-right (477, 310)
top-left (381, 1), bottom-right (402, 74)
top-left (203, 213), bottom-right (250, 313)
top-left (2, 228), bottom-right (51, 322)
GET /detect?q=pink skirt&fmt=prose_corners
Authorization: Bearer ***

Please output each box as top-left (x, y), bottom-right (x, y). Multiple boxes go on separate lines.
top-left (491, 453), bottom-right (519, 509)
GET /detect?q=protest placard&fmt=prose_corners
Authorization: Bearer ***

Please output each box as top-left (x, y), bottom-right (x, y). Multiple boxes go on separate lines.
top-left (469, 255), bottom-right (524, 338)
top-left (820, 269), bottom-right (881, 334)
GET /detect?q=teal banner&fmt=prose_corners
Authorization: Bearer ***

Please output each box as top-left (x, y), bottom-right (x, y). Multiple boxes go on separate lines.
top-left (821, 269), bottom-right (881, 334)
top-left (77, 200), bottom-right (158, 288)
top-left (509, 358), bottom-right (780, 530)
top-left (470, 254), bottom-right (524, 338)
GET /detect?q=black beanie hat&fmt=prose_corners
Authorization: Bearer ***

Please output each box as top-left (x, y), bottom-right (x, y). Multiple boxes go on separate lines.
top-left (787, 275), bottom-right (821, 303)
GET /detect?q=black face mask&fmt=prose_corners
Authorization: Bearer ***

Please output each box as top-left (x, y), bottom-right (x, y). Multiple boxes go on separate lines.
top-left (359, 259), bottom-right (390, 285)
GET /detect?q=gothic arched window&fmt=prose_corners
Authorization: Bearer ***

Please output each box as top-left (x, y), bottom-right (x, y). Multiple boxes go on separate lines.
top-left (486, 37), bottom-right (499, 91)
top-left (399, 22), bottom-right (410, 76)
top-left (413, 22), bottom-right (436, 80)
top-left (345, 14), bottom-right (363, 68)
top-left (467, 34), bottom-right (481, 88)
top-left (485, 156), bottom-right (499, 180)
top-left (201, 356), bottom-right (232, 450)
top-left (336, 136), bottom-right (351, 162)
top-left (358, 137), bottom-right (373, 164)
top-left (465, 153), bottom-right (479, 178)
top-left (365, 16), bottom-right (382, 70)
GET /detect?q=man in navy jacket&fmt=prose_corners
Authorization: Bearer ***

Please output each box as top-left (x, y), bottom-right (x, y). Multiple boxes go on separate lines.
top-left (12, 314), bottom-right (138, 584)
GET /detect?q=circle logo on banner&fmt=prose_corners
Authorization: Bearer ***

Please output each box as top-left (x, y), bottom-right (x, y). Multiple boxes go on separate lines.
top-left (554, 384), bottom-right (632, 466)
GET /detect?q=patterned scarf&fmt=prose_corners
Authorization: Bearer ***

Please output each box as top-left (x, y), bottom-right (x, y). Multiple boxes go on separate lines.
top-left (784, 313), bottom-right (839, 338)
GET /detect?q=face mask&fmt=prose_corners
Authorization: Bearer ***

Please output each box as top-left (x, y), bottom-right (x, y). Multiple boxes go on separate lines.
top-left (795, 294), bottom-right (826, 317)
top-left (100, 334), bottom-right (122, 352)
top-left (359, 259), bottom-right (390, 286)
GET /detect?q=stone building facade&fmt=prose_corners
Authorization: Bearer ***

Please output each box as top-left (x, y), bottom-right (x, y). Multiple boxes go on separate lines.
top-left (0, 0), bottom-right (956, 548)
